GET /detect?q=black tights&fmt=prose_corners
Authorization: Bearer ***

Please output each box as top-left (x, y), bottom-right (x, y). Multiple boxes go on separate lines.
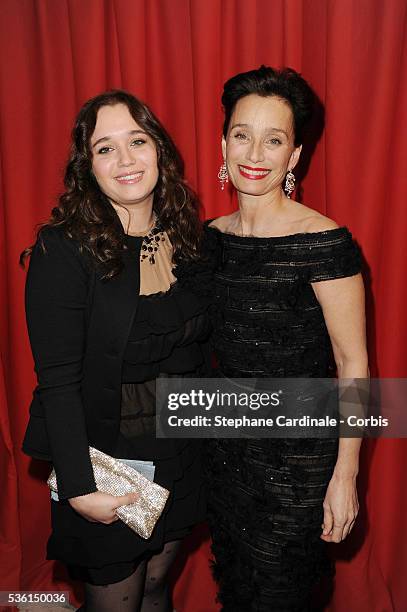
top-left (82, 540), bottom-right (181, 612)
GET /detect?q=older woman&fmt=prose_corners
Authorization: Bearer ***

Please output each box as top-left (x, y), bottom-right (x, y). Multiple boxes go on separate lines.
top-left (205, 66), bottom-right (368, 611)
top-left (21, 90), bottom-right (210, 612)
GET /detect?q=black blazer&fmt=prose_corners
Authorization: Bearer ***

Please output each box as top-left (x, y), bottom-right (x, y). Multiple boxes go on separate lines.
top-left (22, 227), bottom-right (204, 500)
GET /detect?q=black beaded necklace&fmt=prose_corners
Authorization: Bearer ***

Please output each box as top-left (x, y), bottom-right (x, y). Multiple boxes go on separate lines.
top-left (140, 222), bottom-right (166, 264)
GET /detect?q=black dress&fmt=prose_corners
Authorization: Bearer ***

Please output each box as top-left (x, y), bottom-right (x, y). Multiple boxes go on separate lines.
top-left (48, 234), bottom-right (211, 585)
top-left (203, 225), bottom-right (362, 612)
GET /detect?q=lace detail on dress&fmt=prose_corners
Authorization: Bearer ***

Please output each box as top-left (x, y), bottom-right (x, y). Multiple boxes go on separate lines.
top-left (203, 225), bottom-right (361, 378)
top-left (206, 437), bottom-right (338, 611)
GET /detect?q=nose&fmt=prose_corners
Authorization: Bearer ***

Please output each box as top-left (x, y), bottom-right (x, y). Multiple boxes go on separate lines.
top-left (246, 139), bottom-right (265, 164)
top-left (118, 146), bottom-right (135, 166)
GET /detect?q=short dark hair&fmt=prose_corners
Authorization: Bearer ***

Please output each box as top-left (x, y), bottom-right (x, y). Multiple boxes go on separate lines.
top-left (222, 66), bottom-right (315, 146)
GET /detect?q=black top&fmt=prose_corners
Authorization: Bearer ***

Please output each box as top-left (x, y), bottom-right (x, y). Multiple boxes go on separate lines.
top-left (122, 234), bottom-right (210, 382)
top-left (119, 234), bottom-right (210, 452)
top-left (22, 226), bottom-right (211, 500)
top-left (204, 225), bottom-right (362, 378)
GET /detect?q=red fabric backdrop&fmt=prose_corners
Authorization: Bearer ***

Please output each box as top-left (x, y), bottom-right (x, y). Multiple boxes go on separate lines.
top-left (1, 1), bottom-right (406, 610)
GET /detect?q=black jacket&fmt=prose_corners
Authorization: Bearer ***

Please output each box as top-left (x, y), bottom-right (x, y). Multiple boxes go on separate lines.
top-left (22, 227), bottom-right (206, 500)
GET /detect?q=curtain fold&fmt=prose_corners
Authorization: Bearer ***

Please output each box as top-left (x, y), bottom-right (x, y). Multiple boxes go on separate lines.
top-left (0, 1), bottom-right (406, 610)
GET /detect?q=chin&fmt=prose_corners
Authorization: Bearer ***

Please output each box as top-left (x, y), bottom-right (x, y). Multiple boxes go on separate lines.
top-left (235, 184), bottom-right (270, 197)
top-left (118, 186), bottom-right (149, 198)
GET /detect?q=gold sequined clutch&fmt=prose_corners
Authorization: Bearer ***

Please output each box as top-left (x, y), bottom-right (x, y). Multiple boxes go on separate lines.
top-left (47, 447), bottom-right (170, 539)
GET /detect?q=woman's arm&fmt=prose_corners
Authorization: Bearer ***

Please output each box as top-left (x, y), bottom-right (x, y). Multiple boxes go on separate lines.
top-left (26, 228), bottom-right (138, 522)
top-left (312, 273), bottom-right (368, 543)
top-left (26, 228), bottom-right (97, 499)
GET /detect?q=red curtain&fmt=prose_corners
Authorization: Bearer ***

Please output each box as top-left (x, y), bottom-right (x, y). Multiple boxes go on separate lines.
top-left (1, 1), bottom-right (406, 610)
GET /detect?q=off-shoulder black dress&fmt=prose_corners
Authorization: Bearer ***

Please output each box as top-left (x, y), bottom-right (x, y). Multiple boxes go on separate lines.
top-left (204, 225), bottom-right (362, 612)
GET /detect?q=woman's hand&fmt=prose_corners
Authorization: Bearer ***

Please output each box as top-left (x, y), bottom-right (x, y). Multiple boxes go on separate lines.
top-left (68, 490), bottom-right (139, 524)
top-left (320, 473), bottom-right (359, 542)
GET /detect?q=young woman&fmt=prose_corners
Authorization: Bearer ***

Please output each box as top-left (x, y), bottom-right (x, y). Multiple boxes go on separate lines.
top-left (22, 90), bottom-right (210, 612)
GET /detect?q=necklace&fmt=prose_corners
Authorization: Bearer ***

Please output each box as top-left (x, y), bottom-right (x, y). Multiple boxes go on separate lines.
top-left (126, 213), bottom-right (157, 237)
top-left (140, 218), bottom-right (166, 264)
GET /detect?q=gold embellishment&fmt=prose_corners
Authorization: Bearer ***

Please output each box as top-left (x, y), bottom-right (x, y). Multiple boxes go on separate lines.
top-left (47, 447), bottom-right (169, 540)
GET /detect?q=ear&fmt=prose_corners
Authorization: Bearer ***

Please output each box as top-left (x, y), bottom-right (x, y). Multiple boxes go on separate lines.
top-left (288, 144), bottom-right (302, 171)
top-left (221, 136), bottom-right (227, 160)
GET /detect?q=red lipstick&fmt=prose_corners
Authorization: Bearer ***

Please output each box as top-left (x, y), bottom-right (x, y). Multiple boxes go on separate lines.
top-left (238, 165), bottom-right (271, 180)
top-left (240, 165), bottom-right (270, 171)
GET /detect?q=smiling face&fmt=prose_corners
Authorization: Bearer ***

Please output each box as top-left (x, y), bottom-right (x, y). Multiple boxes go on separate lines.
top-left (90, 103), bottom-right (159, 207)
top-left (223, 94), bottom-right (302, 198)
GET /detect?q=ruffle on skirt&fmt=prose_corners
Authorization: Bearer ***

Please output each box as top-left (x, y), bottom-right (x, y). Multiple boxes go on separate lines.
top-left (206, 438), bottom-right (338, 611)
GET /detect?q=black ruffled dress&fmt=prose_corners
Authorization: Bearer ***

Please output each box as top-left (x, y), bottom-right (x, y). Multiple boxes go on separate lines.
top-left (49, 234), bottom-right (210, 585)
top-left (203, 225), bottom-right (362, 612)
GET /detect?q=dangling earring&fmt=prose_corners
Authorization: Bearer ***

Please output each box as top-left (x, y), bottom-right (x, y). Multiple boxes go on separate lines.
top-left (218, 161), bottom-right (228, 191)
top-left (284, 169), bottom-right (295, 198)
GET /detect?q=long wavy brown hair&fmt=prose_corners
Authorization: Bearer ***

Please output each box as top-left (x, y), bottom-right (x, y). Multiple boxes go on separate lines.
top-left (20, 90), bottom-right (202, 279)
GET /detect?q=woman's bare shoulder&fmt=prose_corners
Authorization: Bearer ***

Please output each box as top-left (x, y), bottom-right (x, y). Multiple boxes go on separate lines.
top-left (208, 212), bottom-right (239, 232)
top-left (290, 202), bottom-right (340, 233)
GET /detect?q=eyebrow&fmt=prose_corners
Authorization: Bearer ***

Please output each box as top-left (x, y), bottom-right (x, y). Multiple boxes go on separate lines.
top-left (230, 123), bottom-right (289, 137)
top-left (92, 129), bottom-right (147, 149)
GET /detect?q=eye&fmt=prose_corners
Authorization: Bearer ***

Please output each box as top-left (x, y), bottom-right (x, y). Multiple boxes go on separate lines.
top-left (130, 138), bottom-right (147, 146)
top-left (233, 132), bottom-right (249, 141)
top-left (267, 137), bottom-right (282, 145)
top-left (97, 146), bottom-right (113, 154)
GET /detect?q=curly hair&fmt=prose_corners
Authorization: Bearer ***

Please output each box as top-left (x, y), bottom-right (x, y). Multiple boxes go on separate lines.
top-left (21, 90), bottom-right (202, 279)
top-left (222, 66), bottom-right (315, 146)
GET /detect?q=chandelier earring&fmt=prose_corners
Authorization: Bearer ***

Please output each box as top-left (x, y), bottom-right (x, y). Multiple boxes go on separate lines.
top-left (218, 161), bottom-right (229, 191)
top-left (284, 169), bottom-right (295, 198)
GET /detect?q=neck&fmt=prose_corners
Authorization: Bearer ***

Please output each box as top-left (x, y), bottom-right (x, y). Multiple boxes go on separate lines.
top-left (111, 198), bottom-right (155, 235)
top-left (237, 187), bottom-right (289, 235)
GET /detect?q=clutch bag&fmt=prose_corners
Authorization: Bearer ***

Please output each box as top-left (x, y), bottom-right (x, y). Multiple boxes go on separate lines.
top-left (47, 446), bottom-right (170, 539)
